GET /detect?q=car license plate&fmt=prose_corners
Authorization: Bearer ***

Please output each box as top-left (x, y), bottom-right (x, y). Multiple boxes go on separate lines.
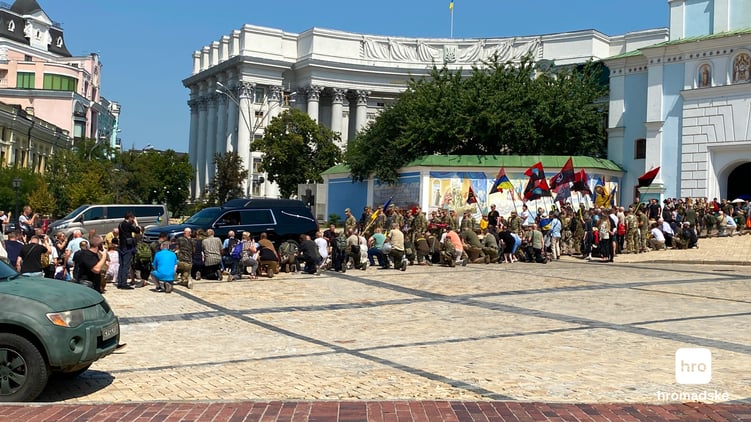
top-left (101, 322), bottom-right (119, 341)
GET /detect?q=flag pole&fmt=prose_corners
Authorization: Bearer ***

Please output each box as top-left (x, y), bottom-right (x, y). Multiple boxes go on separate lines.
top-left (509, 190), bottom-right (518, 214)
top-left (449, 1), bottom-right (454, 38)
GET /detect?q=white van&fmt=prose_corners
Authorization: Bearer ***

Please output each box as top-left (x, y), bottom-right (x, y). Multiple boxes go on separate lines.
top-left (46, 204), bottom-right (168, 238)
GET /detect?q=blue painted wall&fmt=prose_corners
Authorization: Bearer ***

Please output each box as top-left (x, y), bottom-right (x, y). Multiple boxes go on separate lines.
top-left (685, 0), bottom-right (714, 37)
top-left (327, 177), bottom-right (368, 223)
top-left (620, 72), bottom-right (649, 203)
top-left (662, 63), bottom-right (686, 200)
top-left (730, 0), bottom-right (751, 30)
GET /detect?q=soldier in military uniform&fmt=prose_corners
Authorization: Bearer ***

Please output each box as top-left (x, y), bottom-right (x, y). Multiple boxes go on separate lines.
top-left (448, 210), bottom-right (459, 232)
top-left (625, 207), bottom-right (639, 254)
top-left (560, 210), bottom-right (574, 255)
top-left (481, 228), bottom-right (499, 264)
top-left (572, 209), bottom-right (585, 255)
top-left (507, 211), bottom-right (522, 237)
top-left (344, 208), bottom-right (357, 234)
top-left (459, 210), bottom-right (475, 232)
top-left (411, 207), bottom-right (427, 244)
top-left (637, 208), bottom-right (649, 252)
top-left (440, 236), bottom-right (457, 267)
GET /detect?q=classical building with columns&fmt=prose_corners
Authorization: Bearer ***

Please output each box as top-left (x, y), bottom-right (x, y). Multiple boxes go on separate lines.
top-left (184, 24), bottom-right (667, 200)
top-left (605, 0), bottom-right (751, 203)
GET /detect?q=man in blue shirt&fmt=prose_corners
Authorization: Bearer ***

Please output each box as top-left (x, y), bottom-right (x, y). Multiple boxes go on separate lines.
top-left (548, 212), bottom-right (562, 260)
top-left (150, 241), bottom-right (178, 293)
top-left (367, 227), bottom-right (387, 268)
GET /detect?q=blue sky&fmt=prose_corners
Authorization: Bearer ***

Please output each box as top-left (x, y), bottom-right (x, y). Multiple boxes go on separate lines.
top-left (41, 0), bottom-right (668, 153)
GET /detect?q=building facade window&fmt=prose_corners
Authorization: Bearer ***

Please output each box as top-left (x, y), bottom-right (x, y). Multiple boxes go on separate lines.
top-left (254, 87), bottom-right (265, 103)
top-left (732, 52), bottom-right (751, 83)
top-left (43, 74), bottom-right (78, 92)
top-left (16, 72), bottom-right (34, 89)
top-left (634, 138), bottom-right (646, 159)
top-left (698, 63), bottom-right (712, 87)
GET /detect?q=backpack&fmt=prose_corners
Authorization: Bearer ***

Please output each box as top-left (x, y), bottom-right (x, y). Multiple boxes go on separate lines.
top-left (335, 235), bottom-right (347, 252)
top-left (279, 240), bottom-right (299, 264)
top-left (230, 242), bottom-right (244, 260)
top-left (135, 242), bottom-right (152, 263)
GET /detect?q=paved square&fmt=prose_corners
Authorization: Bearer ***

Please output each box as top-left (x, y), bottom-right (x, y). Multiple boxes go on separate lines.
top-left (31, 259), bottom-right (751, 405)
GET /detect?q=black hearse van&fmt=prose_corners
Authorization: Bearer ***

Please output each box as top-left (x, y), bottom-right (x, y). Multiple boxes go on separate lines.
top-left (143, 198), bottom-right (318, 245)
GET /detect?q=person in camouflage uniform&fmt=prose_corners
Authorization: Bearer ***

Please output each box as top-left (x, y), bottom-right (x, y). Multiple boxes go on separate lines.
top-left (637, 208), bottom-right (649, 252)
top-left (344, 208), bottom-right (357, 234)
top-left (440, 235), bottom-right (457, 267)
top-left (572, 209), bottom-right (585, 255)
top-left (625, 207), bottom-right (639, 254)
top-left (481, 228), bottom-right (499, 264)
top-left (411, 207), bottom-right (427, 244)
top-left (459, 210), bottom-right (475, 232)
top-left (560, 210), bottom-right (574, 255)
top-left (448, 210), bottom-right (459, 232)
top-left (507, 211), bottom-right (523, 237)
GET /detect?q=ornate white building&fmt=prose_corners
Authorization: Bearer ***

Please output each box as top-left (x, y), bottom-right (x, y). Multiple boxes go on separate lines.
top-left (184, 25), bottom-right (667, 200)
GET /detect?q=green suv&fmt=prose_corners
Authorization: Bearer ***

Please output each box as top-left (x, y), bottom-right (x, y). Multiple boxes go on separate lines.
top-left (0, 261), bottom-right (119, 402)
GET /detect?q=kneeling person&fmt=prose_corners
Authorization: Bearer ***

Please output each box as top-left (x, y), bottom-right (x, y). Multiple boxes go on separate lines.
top-left (150, 241), bottom-right (178, 293)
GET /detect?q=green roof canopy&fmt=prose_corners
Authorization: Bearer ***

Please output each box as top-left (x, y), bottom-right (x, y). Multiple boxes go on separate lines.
top-left (322, 155), bottom-right (622, 176)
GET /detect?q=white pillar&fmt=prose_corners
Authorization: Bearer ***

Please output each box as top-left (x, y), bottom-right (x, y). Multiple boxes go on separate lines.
top-left (225, 75), bottom-right (239, 154)
top-left (237, 81), bottom-right (254, 195)
top-left (188, 88), bottom-right (200, 199)
top-left (355, 90), bottom-right (370, 132)
top-left (195, 84), bottom-right (208, 198)
top-left (268, 86), bottom-right (283, 119)
top-left (306, 85), bottom-right (322, 122)
top-left (215, 91), bottom-right (228, 156)
top-left (205, 92), bottom-right (218, 184)
top-left (331, 88), bottom-right (345, 149)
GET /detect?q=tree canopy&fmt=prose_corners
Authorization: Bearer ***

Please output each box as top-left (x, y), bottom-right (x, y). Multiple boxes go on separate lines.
top-left (344, 57), bottom-right (608, 183)
top-left (252, 108), bottom-right (343, 198)
top-left (206, 151), bottom-right (248, 205)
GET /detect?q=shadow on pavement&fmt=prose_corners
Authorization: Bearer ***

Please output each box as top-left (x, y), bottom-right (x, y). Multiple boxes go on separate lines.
top-left (36, 370), bottom-right (114, 402)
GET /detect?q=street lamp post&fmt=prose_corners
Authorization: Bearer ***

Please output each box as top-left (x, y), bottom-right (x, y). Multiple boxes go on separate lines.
top-left (12, 177), bottom-right (21, 229)
top-left (216, 81), bottom-right (292, 198)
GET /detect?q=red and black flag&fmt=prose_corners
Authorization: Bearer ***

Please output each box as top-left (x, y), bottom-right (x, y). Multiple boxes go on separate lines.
top-left (524, 161), bottom-right (546, 181)
top-left (467, 185), bottom-right (478, 204)
top-left (637, 167), bottom-right (660, 187)
top-left (549, 157), bottom-right (575, 190)
top-left (523, 178), bottom-right (552, 201)
top-left (572, 169), bottom-right (591, 195)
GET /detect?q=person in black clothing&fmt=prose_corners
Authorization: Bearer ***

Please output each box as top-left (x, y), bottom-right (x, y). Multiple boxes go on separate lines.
top-left (487, 204), bottom-right (500, 228)
top-left (296, 234), bottom-right (320, 275)
top-left (323, 224), bottom-right (345, 271)
top-left (5, 231), bottom-right (24, 272)
top-left (17, 235), bottom-right (49, 276)
top-left (116, 212), bottom-right (141, 290)
top-left (73, 235), bottom-right (108, 292)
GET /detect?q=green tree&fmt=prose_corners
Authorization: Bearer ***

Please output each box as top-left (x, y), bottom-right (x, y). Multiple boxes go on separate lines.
top-left (252, 108), bottom-right (342, 198)
top-left (207, 151), bottom-right (248, 205)
top-left (345, 57), bottom-right (608, 183)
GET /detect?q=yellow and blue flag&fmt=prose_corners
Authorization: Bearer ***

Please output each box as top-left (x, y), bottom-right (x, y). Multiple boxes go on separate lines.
top-left (449, 0), bottom-right (454, 10)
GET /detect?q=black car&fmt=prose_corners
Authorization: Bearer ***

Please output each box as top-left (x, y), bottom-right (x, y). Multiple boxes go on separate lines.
top-left (143, 198), bottom-right (318, 245)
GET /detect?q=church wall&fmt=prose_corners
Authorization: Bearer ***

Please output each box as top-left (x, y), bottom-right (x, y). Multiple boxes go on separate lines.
top-left (661, 62), bottom-right (686, 199)
top-left (685, 0), bottom-right (714, 38)
top-left (619, 72), bottom-right (650, 203)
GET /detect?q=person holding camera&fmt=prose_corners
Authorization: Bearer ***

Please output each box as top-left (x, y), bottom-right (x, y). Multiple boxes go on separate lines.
top-left (73, 235), bottom-right (108, 293)
top-left (18, 206), bottom-right (38, 242)
top-left (116, 212), bottom-right (141, 290)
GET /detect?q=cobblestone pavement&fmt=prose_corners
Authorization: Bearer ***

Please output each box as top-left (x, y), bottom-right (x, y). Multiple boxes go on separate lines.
top-left (2, 236), bottom-right (751, 420)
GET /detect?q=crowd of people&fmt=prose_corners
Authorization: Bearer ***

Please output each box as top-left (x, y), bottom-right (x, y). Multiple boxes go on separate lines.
top-left (3, 196), bottom-right (748, 290)
top-left (320, 196), bottom-right (750, 269)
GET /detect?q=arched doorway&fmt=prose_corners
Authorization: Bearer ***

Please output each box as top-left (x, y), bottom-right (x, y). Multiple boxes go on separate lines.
top-left (726, 162), bottom-right (751, 200)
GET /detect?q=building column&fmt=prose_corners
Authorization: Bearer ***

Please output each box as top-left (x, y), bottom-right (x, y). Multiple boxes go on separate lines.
top-left (187, 92), bottom-right (200, 199)
top-left (237, 81), bottom-right (255, 195)
top-left (205, 92), bottom-right (218, 184)
top-left (355, 90), bottom-right (370, 132)
top-left (306, 85), bottom-right (322, 122)
top-left (331, 88), bottom-right (345, 149)
top-left (225, 81), bottom-right (239, 154)
top-left (195, 93), bottom-right (208, 198)
top-left (268, 85), bottom-right (283, 119)
top-left (214, 93), bottom-right (228, 156)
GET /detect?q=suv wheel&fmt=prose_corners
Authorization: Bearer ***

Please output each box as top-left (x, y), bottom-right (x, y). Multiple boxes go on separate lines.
top-left (0, 333), bottom-right (49, 402)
